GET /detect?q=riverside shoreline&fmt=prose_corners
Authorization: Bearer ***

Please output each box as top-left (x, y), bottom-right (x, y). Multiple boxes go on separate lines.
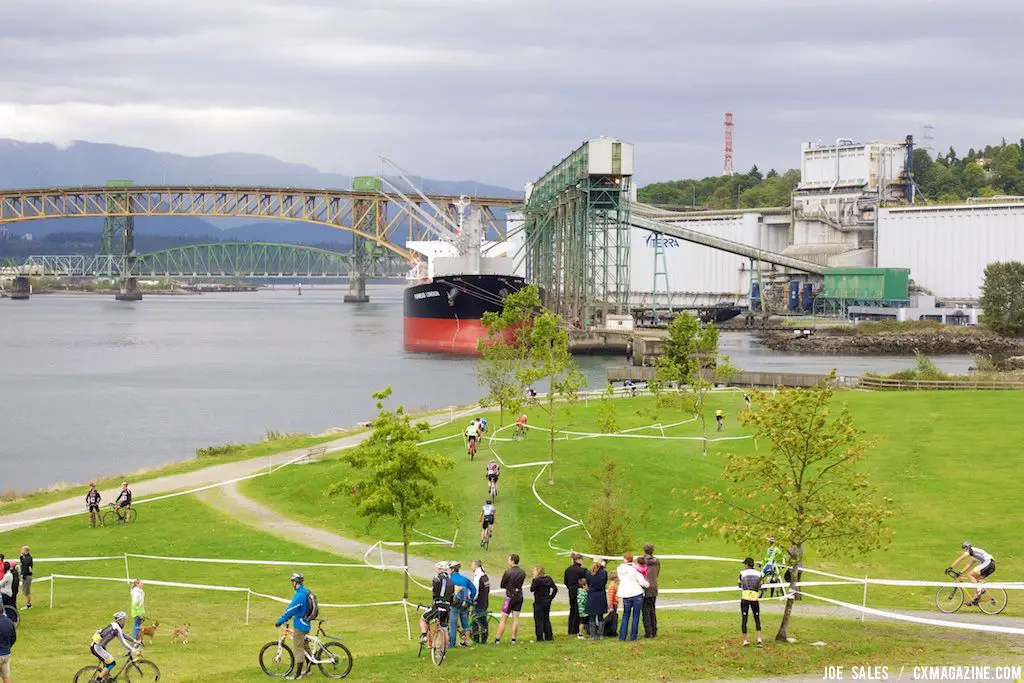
top-left (758, 327), bottom-right (1024, 356)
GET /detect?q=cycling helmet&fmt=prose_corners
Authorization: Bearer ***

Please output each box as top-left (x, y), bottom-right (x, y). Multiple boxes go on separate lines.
top-left (434, 561), bottom-right (450, 572)
top-left (768, 536), bottom-right (775, 543)
top-left (113, 611), bottom-right (127, 621)
top-left (485, 499), bottom-right (492, 505)
top-left (449, 560), bottom-right (461, 570)
top-left (290, 572), bottom-right (305, 584)
top-left (962, 541), bottom-right (972, 549)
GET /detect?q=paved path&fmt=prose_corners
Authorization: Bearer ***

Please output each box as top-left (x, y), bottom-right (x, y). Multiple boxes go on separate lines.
top-left (0, 409), bottom-right (468, 533)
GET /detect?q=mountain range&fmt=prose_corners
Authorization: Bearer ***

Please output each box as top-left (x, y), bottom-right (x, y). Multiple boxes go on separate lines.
top-left (0, 139), bottom-right (521, 245)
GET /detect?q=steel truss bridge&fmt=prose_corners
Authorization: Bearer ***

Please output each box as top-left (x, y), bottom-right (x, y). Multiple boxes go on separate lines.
top-left (14, 242), bottom-right (409, 279)
top-left (0, 185), bottom-right (521, 262)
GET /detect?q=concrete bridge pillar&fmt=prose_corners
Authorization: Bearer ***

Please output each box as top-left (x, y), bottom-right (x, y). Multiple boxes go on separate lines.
top-left (115, 277), bottom-right (143, 301)
top-left (10, 275), bottom-right (31, 300)
top-left (343, 275), bottom-right (369, 303)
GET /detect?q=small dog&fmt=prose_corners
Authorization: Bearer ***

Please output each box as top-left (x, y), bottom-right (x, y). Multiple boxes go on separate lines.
top-left (138, 621), bottom-right (160, 643)
top-left (170, 623), bottom-right (191, 645)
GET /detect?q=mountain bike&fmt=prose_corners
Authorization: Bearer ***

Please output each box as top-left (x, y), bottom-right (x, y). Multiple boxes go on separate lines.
top-left (467, 437), bottom-right (477, 460)
top-left (102, 502), bottom-right (136, 526)
top-left (935, 568), bottom-right (1007, 615)
top-left (73, 646), bottom-right (160, 682)
top-left (415, 604), bottom-right (448, 666)
top-left (259, 620), bottom-right (353, 678)
top-left (468, 609), bottom-right (500, 645)
top-left (755, 562), bottom-right (785, 599)
top-left (487, 476), bottom-right (498, 499)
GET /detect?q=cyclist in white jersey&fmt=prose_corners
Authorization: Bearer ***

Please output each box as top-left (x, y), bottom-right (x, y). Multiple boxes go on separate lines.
top-left (950, 541), bottom-right (996, 604)
top-left (480, 500), bottom-right (496, 546)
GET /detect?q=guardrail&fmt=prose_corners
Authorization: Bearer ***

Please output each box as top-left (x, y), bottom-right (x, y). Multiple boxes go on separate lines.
top-left (859, 376), bottom-right (1024, 391)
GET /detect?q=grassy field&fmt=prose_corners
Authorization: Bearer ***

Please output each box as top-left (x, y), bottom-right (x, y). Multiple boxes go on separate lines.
top-left (0, 431), bottom-right (345, 515)
top-left (241, 390), bottom-right (1024, 614)
top-left (2, 495), bottom-right (1022, 682)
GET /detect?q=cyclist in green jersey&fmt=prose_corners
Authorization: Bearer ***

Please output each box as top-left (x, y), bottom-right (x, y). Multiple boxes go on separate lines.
top-left (761, 537), bottom-right (781, 578)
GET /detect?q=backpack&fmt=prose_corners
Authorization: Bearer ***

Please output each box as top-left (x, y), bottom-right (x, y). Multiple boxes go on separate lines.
top-left (304, 590), bottom-right (319, 620)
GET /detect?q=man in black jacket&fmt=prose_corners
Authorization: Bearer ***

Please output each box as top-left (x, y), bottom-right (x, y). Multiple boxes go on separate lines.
top-left (18, 547), bottom-right (32, 610)
top-left (0, 607), bottom-right (15, 683)
top-left (563, 552), bottom-right (587, 637)
top-left (471, 560), bottom-right (490, 643)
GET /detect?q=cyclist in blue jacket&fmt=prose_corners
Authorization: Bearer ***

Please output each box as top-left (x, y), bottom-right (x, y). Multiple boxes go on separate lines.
top-left (275, 572), bottom-right (312, 679)
top-left (447, 561), bottom-right (478, 647)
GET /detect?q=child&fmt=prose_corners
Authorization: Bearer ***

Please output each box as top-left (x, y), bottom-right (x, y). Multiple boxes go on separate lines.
top-left (636, 556), bottom-right (649, 581)
top-left (601, 574), bottom-right (620, 637)
top-left (576, 578), bottom-right (589, 639)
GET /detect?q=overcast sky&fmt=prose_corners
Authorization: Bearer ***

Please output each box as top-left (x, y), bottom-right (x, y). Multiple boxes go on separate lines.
top-left (2, 0), bottom-right (1022, 189)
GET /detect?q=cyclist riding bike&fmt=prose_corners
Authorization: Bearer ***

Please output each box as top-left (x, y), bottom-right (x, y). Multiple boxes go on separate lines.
top-left (115, 482), bottom-right (132, 517)
top-left (90, 611), bottom-right (141, 680)
top-left (486, 460), bottom-right (500, 497)
top-left (479, 417), bottom-right (488, 435)
top-left (950, 541), bottom-right (997, 605)
top-left (514, 414), bottom-right (528, 440)
top-left (761, 536), bottom-right (781, 579)
top-left (480, 499), bottom-right (496, 547)
top-left (419, 562), bottom-right (454, 643)
top-left (465, 422), bottom-right (479, 457)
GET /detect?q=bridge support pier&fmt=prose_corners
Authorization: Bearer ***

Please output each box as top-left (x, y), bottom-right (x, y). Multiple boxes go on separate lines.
top-left (343, 275), bottom-right (369, 303)
top-left (10, 276), bottom-right (31, 300)
top-left (115, 277), bottom-right (142, 301)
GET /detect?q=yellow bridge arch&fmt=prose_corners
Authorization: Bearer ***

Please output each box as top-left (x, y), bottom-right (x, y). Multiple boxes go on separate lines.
top-left (0, 185), bottom-right (521, 263)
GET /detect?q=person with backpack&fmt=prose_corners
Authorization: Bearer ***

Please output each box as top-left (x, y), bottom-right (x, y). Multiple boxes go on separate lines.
top-left (447, 561), bottom-right (477, 647)
top-left (275, 572), bottom-right (317, 680)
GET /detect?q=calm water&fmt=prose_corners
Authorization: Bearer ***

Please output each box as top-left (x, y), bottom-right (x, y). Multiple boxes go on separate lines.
top-left (0, 286), bottom-right (972, 491)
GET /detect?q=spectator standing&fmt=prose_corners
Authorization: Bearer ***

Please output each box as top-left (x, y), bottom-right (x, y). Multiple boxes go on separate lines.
top-left (563, 552), bottom-right (586, 636)
top-left (0, 607), bottom-right (15, 683)
top-left (739, 557), bottom-right (764, 647)
top-left (641, 543), bottom-right (660, 638)
top-left (584, 560), bottom-right (608, 641)
top-left (494, 554), bottom-right (526, 646)
top-left (616, 552), bottom-right (649, 641)
top-left (0, 562), bottom-right (11, 613)
top-left (471, 560), bottom-right (490, 643)
top-left (130, 580), bottom-right (146, 640)
top-left (85, 483), bottom-right (102, 528)
top-left (18, 548), bottom-right (32, 610)
top-left (4, 566), bottom-right (16, 615)
top-left (529, 566), bottom-right (558, 642)
top-left (447, 561), bottom-right (477, 647)
top-left (575, 578), bottom-right (589, 639)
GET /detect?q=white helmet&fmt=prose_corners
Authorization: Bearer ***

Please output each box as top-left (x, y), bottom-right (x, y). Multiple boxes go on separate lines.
top-left (434, 561), bottom-right (450, 571)
top-left (113, 611), bottom-right (127, 622)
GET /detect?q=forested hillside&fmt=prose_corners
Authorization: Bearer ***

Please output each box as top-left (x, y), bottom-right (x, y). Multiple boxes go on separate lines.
top-left (638, 139), bottom-right (1024, 209)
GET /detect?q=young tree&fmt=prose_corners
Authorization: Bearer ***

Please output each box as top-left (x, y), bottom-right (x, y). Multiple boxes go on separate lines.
top-left (519, 311), bottom-right (587, 484)
top-left (595, 383), bottom-right (621, 434)
top-left (326, 386), bottom-right (454, 599)
top-left (477, 284), bottom-right (543, 425)
top-left (685, 372), bottom-right (894, 642)
top-left (980, 261), bottom-right (1024, 336)
top-left (585, 458), bottom-right (634, 556)
top-left (655, 313), bottom-right (737, 455)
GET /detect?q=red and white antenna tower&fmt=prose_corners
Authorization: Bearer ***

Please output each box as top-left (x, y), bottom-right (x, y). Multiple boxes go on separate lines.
top-left (723, 112), bottom-right (734, 176)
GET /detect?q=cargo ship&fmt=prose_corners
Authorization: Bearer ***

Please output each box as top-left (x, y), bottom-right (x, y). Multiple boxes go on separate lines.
top-left (403, 197), bottom-right (527, 355)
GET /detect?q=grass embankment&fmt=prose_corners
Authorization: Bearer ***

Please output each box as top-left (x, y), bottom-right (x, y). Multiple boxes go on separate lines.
top-left (0, 432), bottom-right (345, 515)
top-left (243, 390), bottom-right (1024, 615)
top-left (3, 495), bottom-right (1021, 681)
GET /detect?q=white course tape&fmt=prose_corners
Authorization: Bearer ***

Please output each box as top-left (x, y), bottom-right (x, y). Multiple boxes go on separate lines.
top-left (34, 556), bottom-right (125, 563)
top-left (802, 591), bottom-right (1024, 635)
top-left (249, 591), bottom-right (405, 609)
top-left (124, 553), bottom-right (407, 571)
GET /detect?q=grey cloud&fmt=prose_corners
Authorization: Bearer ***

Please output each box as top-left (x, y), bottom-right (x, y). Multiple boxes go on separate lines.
top-left (1, 0), bottom-right (1022, 186)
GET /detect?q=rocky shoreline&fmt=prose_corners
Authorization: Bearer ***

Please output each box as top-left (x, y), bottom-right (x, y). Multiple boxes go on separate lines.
top-left (758, 328), bottom-right (1024, 356)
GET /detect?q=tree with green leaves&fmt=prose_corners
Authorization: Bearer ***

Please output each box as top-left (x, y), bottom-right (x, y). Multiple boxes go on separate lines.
top-left (326, 386), bottom-right (454, 599)
top-left (685, 372), bottom-right (894, 641)
top-left (980, 261), bottom-right (1024, 336)
top-left (477, 284), bottom-right (543, 425)
top-left (655, 313), bottom-right (737, 455)
top-left (519, 311), bottom-right (587, 484)
top-left (595, 382), bottom-right (621, 434)
top-left (585, 458), bottom-right (636, 556)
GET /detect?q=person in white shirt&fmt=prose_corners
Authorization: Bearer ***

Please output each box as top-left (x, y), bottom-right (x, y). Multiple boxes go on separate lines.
top-left (615, 553), bottom-right (649, 641)
top-left (130, 579), bottom-right (146, 640)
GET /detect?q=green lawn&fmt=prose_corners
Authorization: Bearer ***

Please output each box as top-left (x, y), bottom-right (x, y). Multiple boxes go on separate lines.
top-left (241, 390), bottom-right (1024, 614)
top-left (0, 432), bottom-right (345, 515)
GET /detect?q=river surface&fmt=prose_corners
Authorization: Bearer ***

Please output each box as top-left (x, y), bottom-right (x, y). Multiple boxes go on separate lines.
top-left (0, 285), bottom-right (973, 492)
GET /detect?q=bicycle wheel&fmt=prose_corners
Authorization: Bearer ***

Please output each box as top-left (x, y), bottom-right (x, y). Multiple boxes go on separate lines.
top-left (935, 585), bottom-right (964, 613)
top-left (977, 588), bottom-right (1008, 615)
top-left (101, 510), bottom-right (117, 527)
top-left (73, 665), bottom-right (103, 683)
top-left (124, 508), bottom-right (137, 524)
top-left (125, 659), bottom-right (161, 681)
top-left (259, 641), bottom-right (295, 677)
top-left (3, 605), bottom-right (18, 627)
top-left (317, 641), bottom-right (353, 679)
top-left (430, 632), bottom-right (447, 666)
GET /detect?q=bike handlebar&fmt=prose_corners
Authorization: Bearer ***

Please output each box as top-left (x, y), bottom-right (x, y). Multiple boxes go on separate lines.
top-left (946, 567), bottom-right (961, 580)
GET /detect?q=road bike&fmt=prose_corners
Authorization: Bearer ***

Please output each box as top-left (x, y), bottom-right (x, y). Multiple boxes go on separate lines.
top-left (468, 610), bottom-right (500, 645)
top-left (467, 437), bottom-right (477, 460)
top-left (935, 568), bottom-right (1007, 615)
top-left (259, 620), bottom-right (353, 678)
top-left (480, 521), bottom-right (494, 551)
top-left (102, 502), bottom-right (136, 526)
top-left (487, 476), bottom-right (498, 499)
top-left (415, 604), bottom-right (448, 666)
top-left (73, 646), bottom-right (160, 682)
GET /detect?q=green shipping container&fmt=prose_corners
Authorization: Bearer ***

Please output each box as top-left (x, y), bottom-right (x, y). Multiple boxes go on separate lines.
top-left (822, 267), bottom-right (909, 301)
top-left (105, 180), bottom-right (134, 187)
top-left (352, 176), bottom-right (382, 192)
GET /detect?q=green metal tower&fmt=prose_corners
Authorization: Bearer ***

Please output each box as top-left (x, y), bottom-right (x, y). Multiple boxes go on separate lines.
top-left (101, 180), bottom-right (134, 255)
top-left (523, 138), bottom-right (633, 326)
